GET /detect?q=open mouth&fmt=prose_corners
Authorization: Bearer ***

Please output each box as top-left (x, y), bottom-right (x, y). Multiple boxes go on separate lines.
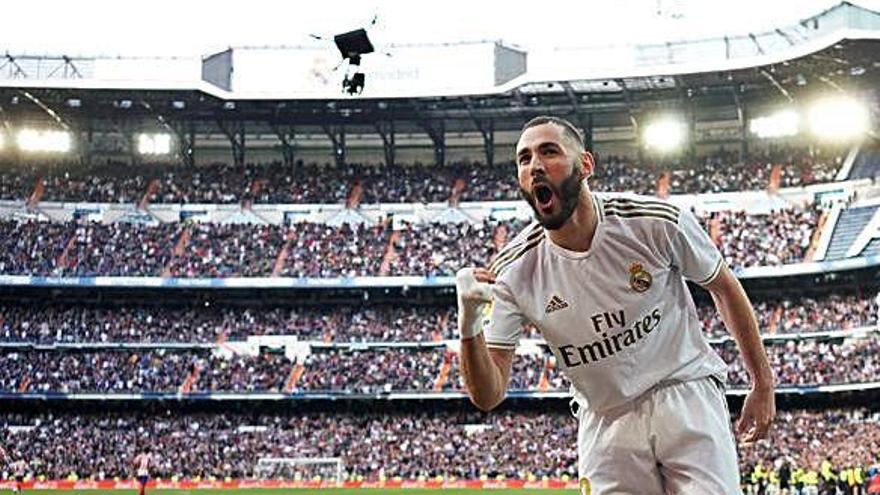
top-left (533, 184), bottom-right (554, 211)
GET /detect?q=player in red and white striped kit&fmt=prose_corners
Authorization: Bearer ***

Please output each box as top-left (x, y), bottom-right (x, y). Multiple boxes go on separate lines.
top-left (0, 447), bottom-right (27, 495)
top-left (132, 448), bottom-right (154, 495)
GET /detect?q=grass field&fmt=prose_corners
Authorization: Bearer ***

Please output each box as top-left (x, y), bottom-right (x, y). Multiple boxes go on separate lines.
top-left (21, 490), bottom-right (579, 495)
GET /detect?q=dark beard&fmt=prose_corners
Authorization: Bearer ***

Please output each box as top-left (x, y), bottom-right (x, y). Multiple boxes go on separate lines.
top-left (520, 168), bottom-right (582, 230)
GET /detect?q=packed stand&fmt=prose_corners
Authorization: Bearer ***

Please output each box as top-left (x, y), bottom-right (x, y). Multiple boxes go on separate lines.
top-left (40, 164), bottom-right (151, 204)
top-left (0, 210), bottom-right (843, 276)
top-left (0, 350), bottom-right (300, 393)
top-left (0, 409), bottom-right (580, 481)
top-left (64, 222), bottom-right (178, 276)
top-left (0, 409), bottom-right (877, 482)
top-left (3, 333), bottom-right (878, 394)
top-left (0, 304), bottom-right (456, 343)
top-left (0, 350), bottom-right (199, 393)
top-left (297, 349), bottom-right (442, 393)
top-left (166, 223), bottom-right (285, 278)
top-left (704, 206), bottom-right (819, 270)
top-left (543, 333), bottom-right (880, 389)
top-left (444, 352), bottom-right (547, 392)
top-left (388, 220), bottom-right (518, 277)
top-left (0, 165), bottom-right (38, 201)
top-left (0, 220), bottom-right (73, 275)
top-left (253, 162), bottom-right (353, 204)
top-left (738, 409), bottom-right (880, 492)
top-left (0, 147), bottom-right (844, 206)
top-left (280, 221), bottom-right (390, 278)
top-left (195, 352), bottom-right (293, 392)
top-left (0, 292), bottom-right (874, 344)
top-left (698, 293), bottom-right (879, 339)
top-left (719, 333), bottom-right (880, 387)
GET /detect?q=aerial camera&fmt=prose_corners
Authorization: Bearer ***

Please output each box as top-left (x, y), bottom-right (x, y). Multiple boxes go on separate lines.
top-left (334, 28), bottom-right (374, 95)
top-left (312, 17), bottom-right (379, 96)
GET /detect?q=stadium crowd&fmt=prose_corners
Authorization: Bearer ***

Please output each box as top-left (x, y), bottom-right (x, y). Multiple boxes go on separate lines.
top-left (0, 304), bottom-right (457, 343)
top-left (0, 292), bottom-right (874, 344)
top-left (721, 334), bottom-right (880, 387)
top-left (0, 149), bottom-right (843, 205)
top-left (706, 207), bottom-right (820, 270)
top-left (298, 349), bottom-right (442, 393)
top-left (0, 205), bottom-right (822, 277)
top-left (195, 352), bottom-right (292, 393)
top-left (0, 350), bottom-right (195, 393)
top-left (0, 350), bottom-right (298, 394)
top-left (1, 331), bottom-right (878, 394)
top-left (698, 293), bottom-right (878, 339)
top-left (0, 408), bottom-right (877, 487)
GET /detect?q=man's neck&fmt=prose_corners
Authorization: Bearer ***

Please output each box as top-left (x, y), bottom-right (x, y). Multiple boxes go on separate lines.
top-left (546, 189), bottom-right (598, 252)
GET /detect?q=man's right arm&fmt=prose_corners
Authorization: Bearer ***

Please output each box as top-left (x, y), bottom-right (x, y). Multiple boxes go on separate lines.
top-left (460, 333), bottom-right (514, 411)
top-left (455, 267), bottom-right (517, 412)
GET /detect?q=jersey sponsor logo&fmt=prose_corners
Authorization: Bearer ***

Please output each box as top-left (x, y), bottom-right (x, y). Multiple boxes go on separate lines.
top-left (628, 262), bottom-right (652, 292)
top-left (556, 307), bottom-right (662, 368)
top-left (544, 294), bottom-right (569, 314)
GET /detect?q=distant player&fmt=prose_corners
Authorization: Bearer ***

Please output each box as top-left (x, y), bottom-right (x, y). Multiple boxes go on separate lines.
top-left (456, 116), bottom-right (776, 493)
top-left (9, 458), bottom-right (26, 495)
top-left (0, 448), bottom-right (27, 495)
top-left (132, 448), bottom-right (154, 495)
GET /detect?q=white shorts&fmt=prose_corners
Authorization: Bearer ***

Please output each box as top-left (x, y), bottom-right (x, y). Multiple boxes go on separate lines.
top-left (576, 376), bottom-right (741, 495)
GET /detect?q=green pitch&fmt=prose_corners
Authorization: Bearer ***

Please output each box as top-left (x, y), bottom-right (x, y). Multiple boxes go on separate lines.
top-left (22, 490), bottom-right (577, 495)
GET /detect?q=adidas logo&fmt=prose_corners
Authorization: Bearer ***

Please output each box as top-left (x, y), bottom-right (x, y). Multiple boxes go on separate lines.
top-left (544, 295), bottom-right (569, 314)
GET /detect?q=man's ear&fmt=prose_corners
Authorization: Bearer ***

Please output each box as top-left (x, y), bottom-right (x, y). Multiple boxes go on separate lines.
top-left (580, 151), bottom-right (595, 179)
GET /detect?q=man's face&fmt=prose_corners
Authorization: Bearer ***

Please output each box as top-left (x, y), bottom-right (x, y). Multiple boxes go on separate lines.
top-left (515, 123), bottom-right (590, 230)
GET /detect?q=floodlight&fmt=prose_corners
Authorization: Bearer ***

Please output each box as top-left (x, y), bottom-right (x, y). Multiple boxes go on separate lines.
top-left (643, 117), bottom-right (686, 152)
top-left (0, 132), bottom-right (4, 151)
top-left (807, 96), bottom-right (869, 140)
top-left (750, 109), bottom-right (799, 138)
top-left (137, 133), bottom-right (172, 155)
top-left (17, 129), bottom-right (71, 153)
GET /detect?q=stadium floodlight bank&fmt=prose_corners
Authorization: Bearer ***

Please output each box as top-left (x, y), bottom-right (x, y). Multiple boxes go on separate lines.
top-left (255, 457), bottom-right (344, 483)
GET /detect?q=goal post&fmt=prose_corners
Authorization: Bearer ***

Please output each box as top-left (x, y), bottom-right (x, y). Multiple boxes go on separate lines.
top-left (254, 456), bottom-right (345, 483)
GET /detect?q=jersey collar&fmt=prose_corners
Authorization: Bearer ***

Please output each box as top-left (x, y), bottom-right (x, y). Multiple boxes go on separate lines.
top-left (545, 193), bottom-right (605, 260)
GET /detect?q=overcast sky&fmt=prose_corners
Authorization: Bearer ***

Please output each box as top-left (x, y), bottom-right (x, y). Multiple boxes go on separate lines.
top-left (2, 0), bottom-right (879, 58)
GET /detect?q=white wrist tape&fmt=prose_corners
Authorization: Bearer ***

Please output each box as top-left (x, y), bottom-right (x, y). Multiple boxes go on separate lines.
top-left (455, 268), bottom-right (493, 339)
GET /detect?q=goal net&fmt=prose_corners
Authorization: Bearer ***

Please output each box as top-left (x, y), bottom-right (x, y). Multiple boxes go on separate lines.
top-left (254, 457), bottom-right (345, 482)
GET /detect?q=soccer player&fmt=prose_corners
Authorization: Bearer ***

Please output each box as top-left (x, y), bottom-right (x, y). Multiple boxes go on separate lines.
top-left (0, 448), bottom-right (27, 495)
top-left (456, 116), bottom-right (776, 494)
top-left (132, 447), bottom-right (154, 495)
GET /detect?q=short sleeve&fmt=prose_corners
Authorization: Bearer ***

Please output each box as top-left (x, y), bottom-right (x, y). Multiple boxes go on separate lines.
top-left (484, 280), bottom-right (527, 350)
top-left (670, 208), bottom-right (724, 285)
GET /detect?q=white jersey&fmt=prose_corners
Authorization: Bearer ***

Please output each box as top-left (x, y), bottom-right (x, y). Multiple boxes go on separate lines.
top-left (485, 192), bottom-right (728, 413)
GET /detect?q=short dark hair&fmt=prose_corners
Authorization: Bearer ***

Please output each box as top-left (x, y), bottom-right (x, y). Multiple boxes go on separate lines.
top-left (521, 116), bottom-right (585, 153)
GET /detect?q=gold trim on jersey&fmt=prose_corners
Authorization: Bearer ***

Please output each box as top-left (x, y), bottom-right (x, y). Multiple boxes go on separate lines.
top-left (489, 222), bottom-right (543, 274)
top-left (490, 231), bottom-right (545, 276)
top-left (603, 197), bottom-right (680, 223)
top-left (485, 340), bottom-right (517, 350)
top-left (694, 257), bottom-right (724, 286)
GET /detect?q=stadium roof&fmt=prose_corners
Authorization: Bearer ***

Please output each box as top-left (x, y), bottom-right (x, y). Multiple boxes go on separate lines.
top-left (1, 1), bottom-right (878, 99)
top-left (0, 2), bottom-right (877, 139)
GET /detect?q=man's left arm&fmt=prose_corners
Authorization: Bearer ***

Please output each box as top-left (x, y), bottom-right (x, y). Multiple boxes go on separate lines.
top-left (703, 263), bottom-right (776, 442)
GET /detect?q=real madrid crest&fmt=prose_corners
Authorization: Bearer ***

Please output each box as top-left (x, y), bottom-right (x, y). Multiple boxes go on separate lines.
top-left (629, 262), bottom-right (652, 293)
